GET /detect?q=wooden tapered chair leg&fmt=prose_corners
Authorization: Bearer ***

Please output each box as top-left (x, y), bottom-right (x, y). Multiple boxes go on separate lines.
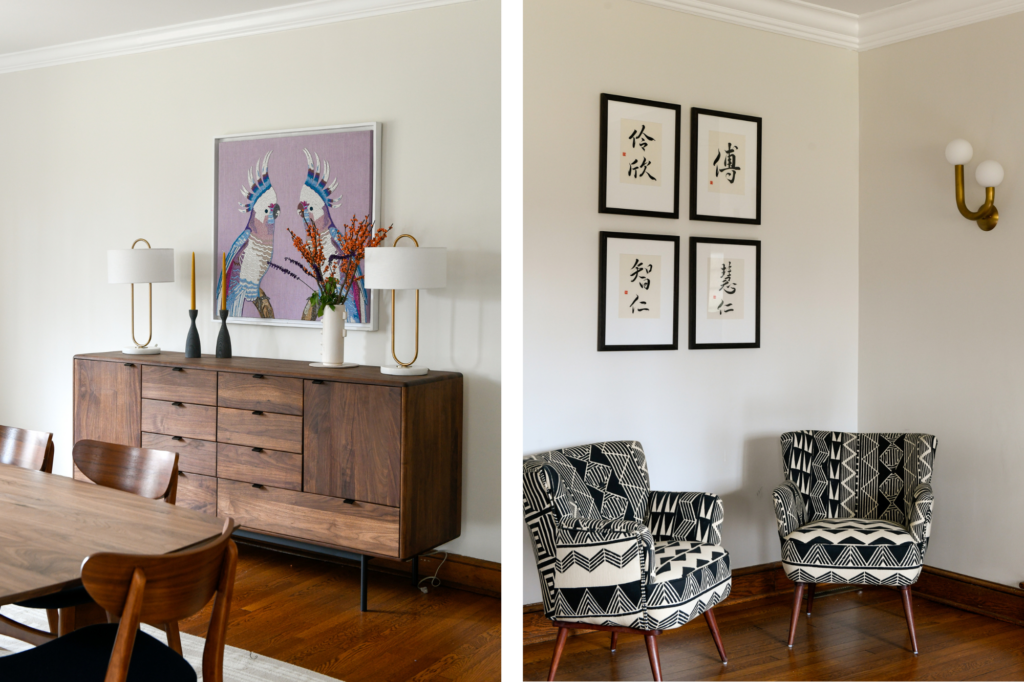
top-left (900, 586), bottom-right (919, 654)
top-left (610, 632), bottom-right (618, 652)
top-left (806, 583), bottom-right (817, 616)
top-left (703, 607), bottom-right (728, 663)
top-left (57, 607), bottom-right (75, 637)
top-left (45, 609), bottom-right (59, 635)
top-left (787, 582), bottom-right (805, 648)
top-left (547, 627), bottom-right (568, 681)
top-left (644, 633), bottom-right (662, 681)
top-left (165, 621), bottom-right (183, 655)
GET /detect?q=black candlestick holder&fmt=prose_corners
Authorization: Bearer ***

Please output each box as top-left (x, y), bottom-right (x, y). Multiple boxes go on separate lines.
top-left (216, 309), bottom-right (232, 358)
top-left (185, 309), bottom-right (201, 358)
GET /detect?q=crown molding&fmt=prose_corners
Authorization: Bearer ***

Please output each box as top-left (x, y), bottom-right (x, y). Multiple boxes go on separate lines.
top-left (0, 0), bottom-right (474, 75)
top-left (631, 0), bottom-right (1024, 51)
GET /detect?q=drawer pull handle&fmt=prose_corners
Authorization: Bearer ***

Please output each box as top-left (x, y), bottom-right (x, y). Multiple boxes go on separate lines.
top-left (312, 379), bottom-right (325, 385)
top-left (124, 363), bottom-right (135, 367)
top-left (252, 374), bottom-right (264, 379)
top-left (172, 367), bottom-right (184, 372)
top-left (251, 447), bottom-right (264, 453)
top-left (252, 483), bottom-right (264, 489)
top-left (172, 402), bottom-right (184, 407)
top-left (252, 410), bottom-right (264, 416)
top-left (171, 436), bottom-right (184, 442)
top-left (343, 499), bottom-right (355, 505)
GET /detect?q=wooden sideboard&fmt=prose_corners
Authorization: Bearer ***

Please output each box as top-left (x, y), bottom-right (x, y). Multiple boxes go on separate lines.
top-left (72, 351), bottom-right (462, 608)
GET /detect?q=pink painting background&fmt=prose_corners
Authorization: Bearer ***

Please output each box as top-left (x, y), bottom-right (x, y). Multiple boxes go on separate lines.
top-left (215, 128), bottom-right (374, 322)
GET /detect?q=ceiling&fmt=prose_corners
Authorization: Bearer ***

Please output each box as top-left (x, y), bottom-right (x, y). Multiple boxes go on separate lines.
top-left (798, 0), bottom-right (912, 15)
top-left (0, 0), bottom-right (310, 55)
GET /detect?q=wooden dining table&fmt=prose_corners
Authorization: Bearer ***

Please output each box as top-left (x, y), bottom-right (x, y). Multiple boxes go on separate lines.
top-left (0, 462), bottom-right (225, 605)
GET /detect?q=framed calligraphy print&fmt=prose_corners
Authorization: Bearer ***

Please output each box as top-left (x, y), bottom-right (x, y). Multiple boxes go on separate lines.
top-left (598, 231), bottom-right (680, 351)
top-left (690, 108), bottom-right (762, 225)
top-left (689, 236), bottom-right (760, 349)
top-left (599, 94), bottom-right (681, 219)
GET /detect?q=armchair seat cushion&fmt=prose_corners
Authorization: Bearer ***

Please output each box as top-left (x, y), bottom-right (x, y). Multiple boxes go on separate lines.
top-left (644, 540), bottom-right (731, 629)
top-left (781, 518), bottom-right (923, 586)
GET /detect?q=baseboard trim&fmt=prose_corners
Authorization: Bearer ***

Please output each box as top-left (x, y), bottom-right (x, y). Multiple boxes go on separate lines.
top-left (236, 536), bottom-right (500, 598)
top-left (524, 561), bottom-right (1024, 645)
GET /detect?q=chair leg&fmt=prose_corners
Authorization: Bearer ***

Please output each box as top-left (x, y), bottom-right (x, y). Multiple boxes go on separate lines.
top-left (547, 627), bottom-right (568, 681)
top-left (703, 607), bottom-right (728, 663)
top-left (787, 582), bottom-right (805, 648)
top-left (644, 633), bottom-right (662, 681)
top-left (900, 586), bottom-right (919, 654)
top-left (58, 606), bottom-right (76, 637)
top-left (610, 632), bottom-right (618, 652)
top-left (165, 621), bottom-right (183, 655)
top-left (45, 609), bottom-right (59, 635)
top-left (806, 583), bottom-right (817, 616)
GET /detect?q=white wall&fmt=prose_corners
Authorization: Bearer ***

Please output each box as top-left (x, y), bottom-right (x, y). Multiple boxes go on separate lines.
top-left (0, 0), bottom-right (501, 562)
top-left (523, 0), bottom-right (860, 603)
top-left (859, 14), bottom-right (1024, 588)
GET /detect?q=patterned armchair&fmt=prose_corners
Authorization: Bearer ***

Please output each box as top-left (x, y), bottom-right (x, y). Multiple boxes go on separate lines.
top-left (773, 431), bottom-right (937, 654)
top-left (524, 441), bottom-right (731, 681)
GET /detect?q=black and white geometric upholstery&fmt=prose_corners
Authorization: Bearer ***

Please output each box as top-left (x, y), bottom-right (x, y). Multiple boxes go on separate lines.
top-left (524, 441), bottom-right (732, 630)
top-left (773, 431), bottom-right (937, 587)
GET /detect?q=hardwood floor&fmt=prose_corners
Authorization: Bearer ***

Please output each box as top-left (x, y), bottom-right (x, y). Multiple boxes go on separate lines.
top-left (524, 587), bottom-right (1024, 681)
top-left (179, 542), bottom-right (500, 681)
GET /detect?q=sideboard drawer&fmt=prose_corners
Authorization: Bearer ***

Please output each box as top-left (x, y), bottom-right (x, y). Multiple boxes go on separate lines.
top-left (176, 471), bottom-right (217, 515)
top-left (141, 399), bottom-right (217, 441)
top-left (142, 432), bottom-right (216, 477)
top-left (217, 443), bottom-right (301, 491)
top-left (218, 373), bottom-right (302, 416)
top-left (218, 479), bottom-right (400, 557)
top-left (217, 407), bottom-right (302, 453)
top-left (142, 366), bottom-right (217, 406)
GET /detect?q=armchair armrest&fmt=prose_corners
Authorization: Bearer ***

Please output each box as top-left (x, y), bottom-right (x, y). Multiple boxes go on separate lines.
top-left (647, 491), bottom-right (724, 545)
top-left (772, 481), bottom-right (806, 539)
top-left (554, 517), bottom-right (654, 589)
top-left (908, 484), bottom-right (935, 551)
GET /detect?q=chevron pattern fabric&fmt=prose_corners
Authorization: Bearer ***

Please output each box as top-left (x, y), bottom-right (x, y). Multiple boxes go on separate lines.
top-left (524, 441), bottom-right (732, 630)
top-left (774, 431), bottom-right (937, 586)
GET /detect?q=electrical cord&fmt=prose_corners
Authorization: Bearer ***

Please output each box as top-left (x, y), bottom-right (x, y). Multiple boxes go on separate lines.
top-left (418, 551), bottom-right (448, 593)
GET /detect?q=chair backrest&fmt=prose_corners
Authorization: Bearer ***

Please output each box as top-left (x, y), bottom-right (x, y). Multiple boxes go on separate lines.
top-left (72, 440), bottom-right (179, 503)
top-left (82, 519), bottom-right (237, 682)
top-left (781, 431), bottom-right (937, 525)
top-left (0, 425), bottom-right (54, 473)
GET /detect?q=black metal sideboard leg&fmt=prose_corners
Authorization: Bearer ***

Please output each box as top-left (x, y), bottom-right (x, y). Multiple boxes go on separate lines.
top-left (412, 555), bottom-right (419, 587)
top-left (360, 555), bottom-right (369, 612)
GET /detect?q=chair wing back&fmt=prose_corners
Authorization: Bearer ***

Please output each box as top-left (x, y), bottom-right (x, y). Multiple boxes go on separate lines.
top-left (781, 431), bottom-right (936, 525)
top-left (0, 425), bottom-right (54, 473)
top-left (82, 519), bottom-right (236, 623)
top-left (523, 441), bottom-right (651, 614)
top-left (73, 440), bottom-right (178, 501)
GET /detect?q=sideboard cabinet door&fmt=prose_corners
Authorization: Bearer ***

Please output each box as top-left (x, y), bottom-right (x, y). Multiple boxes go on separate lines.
top-left (73, 359), bottom-right (141, 447)
top-left (303, 381), bottom-right (401, 507)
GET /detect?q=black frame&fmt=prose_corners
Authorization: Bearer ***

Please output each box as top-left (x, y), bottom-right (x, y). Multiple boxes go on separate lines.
top-left (689, 107), bottom-right (762, 225)
top-left (688, 236), bottom-right (761, 350)
top-left (598, 231), bottom-right (680, 351)
top-left (599, 94), bottom-right (682, 219)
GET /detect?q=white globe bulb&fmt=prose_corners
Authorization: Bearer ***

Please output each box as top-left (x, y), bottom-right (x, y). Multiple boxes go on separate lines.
top-left (976, 160), bottom-right (1004, 188)
top-left (945, 139), bottom-right (974, 165)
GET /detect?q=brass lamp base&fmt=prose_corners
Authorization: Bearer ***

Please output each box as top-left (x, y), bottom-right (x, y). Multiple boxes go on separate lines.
top-left (976, 208), bottom-right (999, 231)
top-left (122, 345), bottom-right (161, 355)
top-left (381, 365), bottom-right (428, 376)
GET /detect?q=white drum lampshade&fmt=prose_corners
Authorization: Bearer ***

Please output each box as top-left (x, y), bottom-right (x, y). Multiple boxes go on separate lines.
top-left (365, 243), bottom-right (447, 375)
top-left (107, 242), bottom-right (175, 355)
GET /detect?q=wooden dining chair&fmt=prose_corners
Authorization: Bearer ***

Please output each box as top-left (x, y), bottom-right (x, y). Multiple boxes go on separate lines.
top-left (0, 424), bottom-right (54, 473)
top-left (0, 519), bottom-right (237, 682)
top-left (9, 439), bottom-right (181, 645)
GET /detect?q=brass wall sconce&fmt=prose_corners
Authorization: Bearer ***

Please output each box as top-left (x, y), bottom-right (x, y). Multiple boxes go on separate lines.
top-left (945, 139), bottom-right (1004, 231)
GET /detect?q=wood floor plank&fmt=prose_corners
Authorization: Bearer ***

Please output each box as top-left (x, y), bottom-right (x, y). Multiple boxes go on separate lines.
top-left (179, 543), bottom-right (500, 682)
top-left (524, 587), bottom-right (1024, 681)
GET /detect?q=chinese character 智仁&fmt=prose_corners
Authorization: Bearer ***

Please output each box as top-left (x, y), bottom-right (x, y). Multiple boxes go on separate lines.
top-left (629, 258), bottom-right (653, 290)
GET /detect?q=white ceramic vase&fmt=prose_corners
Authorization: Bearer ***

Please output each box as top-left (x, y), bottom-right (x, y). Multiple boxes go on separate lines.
top-left (321, 306), bottom-right (347, 366)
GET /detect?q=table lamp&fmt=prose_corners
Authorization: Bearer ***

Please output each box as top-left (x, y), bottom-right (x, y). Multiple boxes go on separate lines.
top-left (364, 235), bottom-right (446, 375)
top-left (108, 238), bottom-right (175, 355)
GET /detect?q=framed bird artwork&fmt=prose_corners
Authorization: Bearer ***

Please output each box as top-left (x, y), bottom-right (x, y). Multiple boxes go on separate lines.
top-left (213, 122), bottom-right (382, 330)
